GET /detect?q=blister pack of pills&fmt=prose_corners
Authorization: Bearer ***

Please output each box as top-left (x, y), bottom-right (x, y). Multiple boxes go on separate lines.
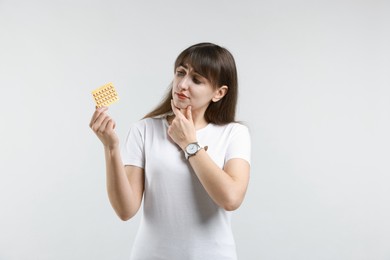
top-left (91, 82), bottom-right (119, 108)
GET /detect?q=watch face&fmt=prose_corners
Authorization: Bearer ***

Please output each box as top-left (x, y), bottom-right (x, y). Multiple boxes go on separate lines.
top-left (186, 143), bottom-right (199, 154)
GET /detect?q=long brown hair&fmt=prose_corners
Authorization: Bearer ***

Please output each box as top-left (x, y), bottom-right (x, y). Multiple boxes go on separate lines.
top-left (144, 42), bottom-right (238, 125)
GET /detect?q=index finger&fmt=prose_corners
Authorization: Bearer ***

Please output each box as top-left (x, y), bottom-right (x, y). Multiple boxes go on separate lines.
top-left (89, 106), bottom-right (108, 127)
top-left (170, 99), bottom-right (184, 118)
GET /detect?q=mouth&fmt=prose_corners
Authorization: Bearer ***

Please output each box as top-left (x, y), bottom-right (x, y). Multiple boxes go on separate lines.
top-left (175, 92), bottom-right (189, 100)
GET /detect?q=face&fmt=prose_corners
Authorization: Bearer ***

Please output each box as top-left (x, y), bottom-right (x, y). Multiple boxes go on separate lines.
top-left (172, 64), bottom-right (226, 115)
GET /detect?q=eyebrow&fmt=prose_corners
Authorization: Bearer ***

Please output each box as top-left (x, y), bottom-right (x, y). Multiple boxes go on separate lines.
top-left (177, 64), bottom-right (205, 78)
top-left (179, 63), bottom-right (188, 69)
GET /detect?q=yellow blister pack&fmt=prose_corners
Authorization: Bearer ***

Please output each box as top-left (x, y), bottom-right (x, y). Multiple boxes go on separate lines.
top-left (92, 82), bottom-right (119, 108)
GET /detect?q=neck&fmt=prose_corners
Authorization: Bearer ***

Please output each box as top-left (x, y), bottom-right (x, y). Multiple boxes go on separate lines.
top-left (192, 111), bottom-right (208, 130)
top-left (167, 111), bottom-right (208, 130)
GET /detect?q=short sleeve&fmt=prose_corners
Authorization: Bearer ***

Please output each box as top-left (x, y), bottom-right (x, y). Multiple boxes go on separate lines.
top-left (224, 124), bottom-right (251, 165)
top-left (121, 121), bottom-right (145, 168)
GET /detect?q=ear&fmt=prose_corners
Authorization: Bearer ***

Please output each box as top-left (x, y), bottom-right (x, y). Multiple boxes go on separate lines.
top-left (212, 85), bottom-right (228, 102)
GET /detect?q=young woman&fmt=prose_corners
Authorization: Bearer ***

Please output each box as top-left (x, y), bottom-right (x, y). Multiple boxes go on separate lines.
top-left (90, 42), bottom-right (251, 260)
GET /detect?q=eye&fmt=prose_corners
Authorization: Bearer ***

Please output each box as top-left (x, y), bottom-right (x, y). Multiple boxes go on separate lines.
top-left (193, 77), bottom-right (202, 84)
top-left (176, 69), bottom-right (186, 77)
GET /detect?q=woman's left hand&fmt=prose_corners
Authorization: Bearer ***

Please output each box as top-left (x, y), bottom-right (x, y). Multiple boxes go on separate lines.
top-left (167, 100), bottom-right (197, 150)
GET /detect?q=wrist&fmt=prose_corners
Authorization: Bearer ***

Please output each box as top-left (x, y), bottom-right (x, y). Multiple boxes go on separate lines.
top-left (184, 142), bottom-right (205, 160)
top-left (104, 143), bottom-right (120, 152)
top-left (180, 140), bottom-right (197, 151)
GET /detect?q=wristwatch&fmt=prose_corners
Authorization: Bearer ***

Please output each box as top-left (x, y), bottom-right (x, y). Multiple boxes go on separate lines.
top-left (184, 142), bottom-right (202, 160)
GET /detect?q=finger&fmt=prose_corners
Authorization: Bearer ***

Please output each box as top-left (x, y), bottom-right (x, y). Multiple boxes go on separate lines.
top-left (185, 105), bottom-right (193, 122)
top-left (171, 99), bottom-right (183, 117)
top-left (89, 106), bottom-right (108, 128)
top-left (105, 117), bottom-right (115, 131)
top-left (92, 112), bottom-right (109, 132)
top-left (97, 116), bottom-right (112, 134)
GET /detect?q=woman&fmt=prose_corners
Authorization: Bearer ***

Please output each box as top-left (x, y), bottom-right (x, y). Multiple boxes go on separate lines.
top-left (90, 42), bottom-right (251, 260)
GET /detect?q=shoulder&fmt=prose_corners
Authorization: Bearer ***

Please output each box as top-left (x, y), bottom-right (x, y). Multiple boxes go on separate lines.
top-left (209, 122), bottom-right (250, 136)
top-left (130, 117), bottom-right (166, 130)
top-left (125, 117), bottom-right (166, 142)
top-left (228, 122), bottom-right (250, 132)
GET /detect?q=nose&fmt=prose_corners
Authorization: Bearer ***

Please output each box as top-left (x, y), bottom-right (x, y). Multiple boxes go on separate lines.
top-left (178, 75), bottom-right (190, 90)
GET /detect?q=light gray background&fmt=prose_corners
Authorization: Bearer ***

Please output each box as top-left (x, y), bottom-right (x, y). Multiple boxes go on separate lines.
top-left (1, 0), bottom-right (389, 259)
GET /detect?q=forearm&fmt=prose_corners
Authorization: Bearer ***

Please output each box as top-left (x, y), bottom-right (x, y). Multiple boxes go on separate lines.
top-left (104, 146), bottom-right (138, 220)
top-left (188, 149), bottom-right (247, 211)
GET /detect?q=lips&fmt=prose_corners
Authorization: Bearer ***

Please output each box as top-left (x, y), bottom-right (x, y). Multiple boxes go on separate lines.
top-left (176, 92), bottom-right (188, 99)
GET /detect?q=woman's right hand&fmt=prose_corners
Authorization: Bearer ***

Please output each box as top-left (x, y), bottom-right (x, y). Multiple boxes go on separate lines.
top-left (89, 107), bottom-right (119, 149)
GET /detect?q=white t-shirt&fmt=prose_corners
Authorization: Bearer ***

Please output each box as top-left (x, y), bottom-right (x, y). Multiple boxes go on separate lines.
top-left (121, 117), bottom-right (251, 260)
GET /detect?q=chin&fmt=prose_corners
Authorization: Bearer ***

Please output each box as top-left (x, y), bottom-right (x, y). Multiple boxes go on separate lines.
top-left (173, 99), bottom-right (189, 109)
